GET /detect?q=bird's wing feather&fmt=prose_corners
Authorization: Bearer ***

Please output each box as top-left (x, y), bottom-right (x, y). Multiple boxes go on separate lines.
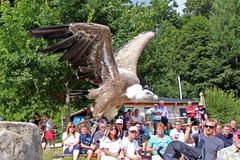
top-left (114, 32), bottom-right (155, 75)
top-left (29, 23), bottom-right (119, 85)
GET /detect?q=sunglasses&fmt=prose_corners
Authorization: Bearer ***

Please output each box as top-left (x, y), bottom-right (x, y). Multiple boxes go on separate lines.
top-left (204, 125), bottom-right (215, 129)
top-left (69, 125), bottom-right (75, 128)
top-left (130, 131), bottom-right (137, 134)
top-left (117, 123), bottom-right (123, 125)
top-left (110, 128), bottom-right (117, 131)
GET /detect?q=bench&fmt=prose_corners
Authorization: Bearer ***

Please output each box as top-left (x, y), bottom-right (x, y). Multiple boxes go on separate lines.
top-left (53, 153), bottom-right (97, 160)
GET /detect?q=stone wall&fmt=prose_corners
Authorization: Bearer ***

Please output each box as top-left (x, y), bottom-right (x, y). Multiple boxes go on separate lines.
top-left (0, 122), bottom-right (42, 160)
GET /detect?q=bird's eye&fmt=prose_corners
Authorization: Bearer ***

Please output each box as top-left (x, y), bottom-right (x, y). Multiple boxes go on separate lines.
top-left (146, 92), bottom-right (150, 95)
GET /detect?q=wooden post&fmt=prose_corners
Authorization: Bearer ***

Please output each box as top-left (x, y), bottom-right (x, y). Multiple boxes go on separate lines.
top-left (65, 82), bottom-right (71, 125)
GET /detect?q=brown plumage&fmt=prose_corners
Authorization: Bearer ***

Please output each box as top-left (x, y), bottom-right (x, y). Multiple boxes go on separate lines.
top-left (29, 23), bottom-right (158, 121)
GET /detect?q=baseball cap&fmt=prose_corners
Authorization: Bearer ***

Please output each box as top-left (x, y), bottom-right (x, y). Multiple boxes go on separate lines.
top-left (129, 126), bottom-right (138, 132)
top-left (116, 119), bottom-right (123, 124)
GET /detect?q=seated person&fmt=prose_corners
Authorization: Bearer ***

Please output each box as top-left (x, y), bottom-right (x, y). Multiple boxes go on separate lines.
top-left (217, 130), bottom-right (240, 160)
top-left (120, 126), bottom-right (141, 160)
top-left (62, 122), bottom-right (80, 160)
top-left (163, 119), bottom-right (224, 160)
top-left (163, 122), bottom-right (173, 136)
top-left (116, 119), bottom-right (124, 139)
top-left (100, 124), bottom-right (122, 160)
top-left (94, 122), bottom-right (107, 149)
top-left (134, 122), bottom-right (148, 155)
top-left (170, 120), bottom-right (184, 142)
top-left (215, 123), bottom-right (233, 148)
top-left (131, 109), bottom-right (150, 139)
top-left (146, 122), bottom-right (172, 160)
top-left (79, 124), bottom-right (96, 160)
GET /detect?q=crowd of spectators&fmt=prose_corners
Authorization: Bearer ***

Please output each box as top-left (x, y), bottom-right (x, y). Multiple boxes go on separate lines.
top-left (60, 100), bottom-right (240, 160)
top-left (35, 100), bottom-right (239, 160)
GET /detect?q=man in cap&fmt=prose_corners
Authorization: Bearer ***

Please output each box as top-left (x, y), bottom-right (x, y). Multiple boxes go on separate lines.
top-left (116, 118), bottom-right (124, 139)
top-left (217, 130), bottom-right (240, 159)
top-left (120, 126), bottom-right (141, 160)
top-left (198, 103), bottom-right (209, 123)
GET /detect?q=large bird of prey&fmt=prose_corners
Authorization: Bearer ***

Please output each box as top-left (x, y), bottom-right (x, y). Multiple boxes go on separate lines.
top-left (29, 23), bottom-right (158, 121)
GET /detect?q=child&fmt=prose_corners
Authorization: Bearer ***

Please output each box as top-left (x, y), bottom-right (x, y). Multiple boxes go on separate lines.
top-left (79, 124), bottom-right (96, 160)
top-left (42, 114), bottom-right (55, 148)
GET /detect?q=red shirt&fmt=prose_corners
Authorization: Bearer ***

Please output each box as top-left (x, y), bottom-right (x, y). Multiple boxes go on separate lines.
top-left (186, 106), bottom-right (196, 118)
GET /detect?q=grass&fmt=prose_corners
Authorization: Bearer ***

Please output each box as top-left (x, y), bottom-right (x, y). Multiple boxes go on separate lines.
top-left (43, 148), bottom-right (64, 160)
top-left (43, 148), bottom-right (87, 160)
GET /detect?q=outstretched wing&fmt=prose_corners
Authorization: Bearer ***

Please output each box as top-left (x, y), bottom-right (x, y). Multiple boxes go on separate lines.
top-left (29, 23), bottom-right (119, 85)
top-left (114, 32), bottom-right (155, 75)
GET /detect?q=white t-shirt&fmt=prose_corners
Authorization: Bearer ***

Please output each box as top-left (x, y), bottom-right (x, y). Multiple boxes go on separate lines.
top-left (100, 137), bottom-right (121, 156)
top-left (170, 129), bottom-right (184, 142)
top-left (62, 132), bottom-right (80, 151)
top-left (120, 137), bottom-right (139, 157)
top-left (131, 115), bottom-right (143, 123)
top-left (151, 108), bottom-right (162, 120)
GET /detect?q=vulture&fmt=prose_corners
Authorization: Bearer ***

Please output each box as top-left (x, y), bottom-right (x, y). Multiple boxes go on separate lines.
top-left (29, 23), bottom-right (158, 121)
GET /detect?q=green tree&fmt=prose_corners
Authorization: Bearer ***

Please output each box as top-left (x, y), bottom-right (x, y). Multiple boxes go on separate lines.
top-left (205, 87), bottom-right (240, 124)
top-left (0, 0), bottom-right (67, 121)
top-left (185, 0), bottom-right (213, 18)
top-left (208, 0), bottom-right (240, 97)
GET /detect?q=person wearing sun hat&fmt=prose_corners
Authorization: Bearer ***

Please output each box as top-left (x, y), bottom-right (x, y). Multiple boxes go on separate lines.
top-left (198, 102), bottom-right (209, 123)
top-left (120, 126), bottom-right (142, 160)
top-left (116, 118), bottom-right (124, 139)
top-left (217, 130), bottom-right (240, 159)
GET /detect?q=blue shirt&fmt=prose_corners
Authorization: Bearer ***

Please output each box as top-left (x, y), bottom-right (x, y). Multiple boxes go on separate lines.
top-left (147, 135), bottom-right (172, 155)
top-left (80, 133), bottom-right (92, 146)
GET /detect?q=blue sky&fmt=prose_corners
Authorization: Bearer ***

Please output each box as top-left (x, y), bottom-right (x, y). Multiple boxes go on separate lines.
top-left (131, 0), bottom-right (186, 15)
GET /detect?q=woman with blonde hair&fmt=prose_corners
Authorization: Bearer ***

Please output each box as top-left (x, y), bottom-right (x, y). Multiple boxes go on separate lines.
top-left (147, 122), bottom-right (172, 160)
top-left (62, 122), bottom-right (80, 160)
top-left (100, 124), bottom-right (123, 160)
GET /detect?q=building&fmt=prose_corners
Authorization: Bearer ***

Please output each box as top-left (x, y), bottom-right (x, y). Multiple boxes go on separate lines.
top-left (123, 97), bottom-right (198, 123)
top-left (69, 97), bottom-right (198, 125)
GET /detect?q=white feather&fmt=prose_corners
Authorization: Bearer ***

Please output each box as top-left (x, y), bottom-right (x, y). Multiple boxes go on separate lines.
top-left (125, 84), bottom-right (143, 99)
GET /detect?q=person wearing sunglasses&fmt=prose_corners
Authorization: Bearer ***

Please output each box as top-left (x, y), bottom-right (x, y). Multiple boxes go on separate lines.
top-left (163, 119), bottom-right (224, 160)
top-left (217, 130), bottom-right (240, 160)
top-left (120, 126), bottom-right (141, 160)
top-left (62, 122), bottom-right (80, 160)
top-left (100, 124), bottom-right (123, 160)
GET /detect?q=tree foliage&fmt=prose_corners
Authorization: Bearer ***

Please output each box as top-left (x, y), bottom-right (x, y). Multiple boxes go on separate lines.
top-left (0, 0), bottom-right (239, 124)
top-left (205, 87), bottom-right (240, 124)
